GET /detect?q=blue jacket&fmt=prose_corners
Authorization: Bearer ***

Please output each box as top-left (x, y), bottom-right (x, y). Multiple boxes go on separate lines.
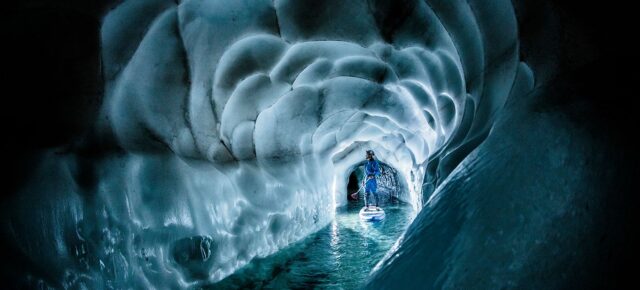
top-left (364, 159), bottom-right (380, 192)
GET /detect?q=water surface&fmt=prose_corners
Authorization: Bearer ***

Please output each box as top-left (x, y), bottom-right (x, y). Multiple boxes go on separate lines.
top-left (210, 199), bottom-right (414, 289)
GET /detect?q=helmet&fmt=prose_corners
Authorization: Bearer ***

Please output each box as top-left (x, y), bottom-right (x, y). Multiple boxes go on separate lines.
top-left (366, 150), bottom-right (375, 156)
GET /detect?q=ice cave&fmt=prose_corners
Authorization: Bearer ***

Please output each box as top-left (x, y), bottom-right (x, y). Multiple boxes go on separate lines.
top-left (1, 0), bottom-right (637, 289)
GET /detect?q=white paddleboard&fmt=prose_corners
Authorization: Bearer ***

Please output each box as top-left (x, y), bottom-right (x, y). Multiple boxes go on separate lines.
top-left (359, 206), bottom-right (385, 221)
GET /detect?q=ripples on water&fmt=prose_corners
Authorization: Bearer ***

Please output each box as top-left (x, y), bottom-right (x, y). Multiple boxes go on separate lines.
top-left (210, 198), bottom-right (415, 289)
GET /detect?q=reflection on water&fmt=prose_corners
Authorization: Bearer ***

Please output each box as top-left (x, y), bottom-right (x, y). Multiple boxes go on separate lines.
top-left (209, 199), bottom-right (414, 289)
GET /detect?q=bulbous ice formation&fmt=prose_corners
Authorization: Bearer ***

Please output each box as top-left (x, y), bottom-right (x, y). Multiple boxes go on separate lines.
top-left (9, 0), bottom-right (628, 289)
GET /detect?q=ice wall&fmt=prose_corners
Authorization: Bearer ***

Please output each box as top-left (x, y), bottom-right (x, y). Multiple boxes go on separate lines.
top-left (5, 0), bottom-right (627, 289)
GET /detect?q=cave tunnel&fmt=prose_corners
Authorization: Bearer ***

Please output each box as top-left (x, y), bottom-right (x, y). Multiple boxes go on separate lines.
top-left (1, 0), bottom-right (638, 289)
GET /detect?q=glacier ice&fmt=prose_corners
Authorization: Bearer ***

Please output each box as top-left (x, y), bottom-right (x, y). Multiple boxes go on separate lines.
top-left (5, 0), bottom-right (518, 287)
top-left (1, 0), bottom-right (635, 289)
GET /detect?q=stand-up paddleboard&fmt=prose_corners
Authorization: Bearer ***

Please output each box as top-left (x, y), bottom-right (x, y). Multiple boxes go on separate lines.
top-left (357, 173), bottom-right (385, 221)
top-left (359, 206), bottom-right (385, 221)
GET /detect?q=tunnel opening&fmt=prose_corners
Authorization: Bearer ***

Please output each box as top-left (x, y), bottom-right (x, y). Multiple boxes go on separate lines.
top-left (345, 161), bottom-right (405, 205)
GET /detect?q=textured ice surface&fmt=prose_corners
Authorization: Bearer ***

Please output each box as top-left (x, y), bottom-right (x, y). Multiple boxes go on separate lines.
top-left (366, 62), bottom-right (622, 288)
top-left (3, 0), bottom-right (558, 288)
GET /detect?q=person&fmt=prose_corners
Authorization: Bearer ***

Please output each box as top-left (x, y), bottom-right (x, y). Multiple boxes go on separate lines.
top-left (364, 150), bottom-right (381, 210)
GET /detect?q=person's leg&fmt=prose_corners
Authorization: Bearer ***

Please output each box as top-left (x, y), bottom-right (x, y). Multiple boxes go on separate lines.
top-left (365, 190), bottom-right (371, 207)
top-left (370, 181), bottom-right (378, 207)
top-left (369, 191), bottom-right (375, 208)
top-left (373, 190), bottom-right (379, 207)
top-left (365, 180), bottom-right (374, 208)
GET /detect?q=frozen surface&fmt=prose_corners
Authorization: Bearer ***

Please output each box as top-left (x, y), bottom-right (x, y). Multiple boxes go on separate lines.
top-left (4, 0), bottom-right (612, 289)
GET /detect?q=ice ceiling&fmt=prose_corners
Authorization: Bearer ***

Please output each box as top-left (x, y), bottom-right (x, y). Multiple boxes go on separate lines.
top-left (6, 0), bottom-right (624, 289)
